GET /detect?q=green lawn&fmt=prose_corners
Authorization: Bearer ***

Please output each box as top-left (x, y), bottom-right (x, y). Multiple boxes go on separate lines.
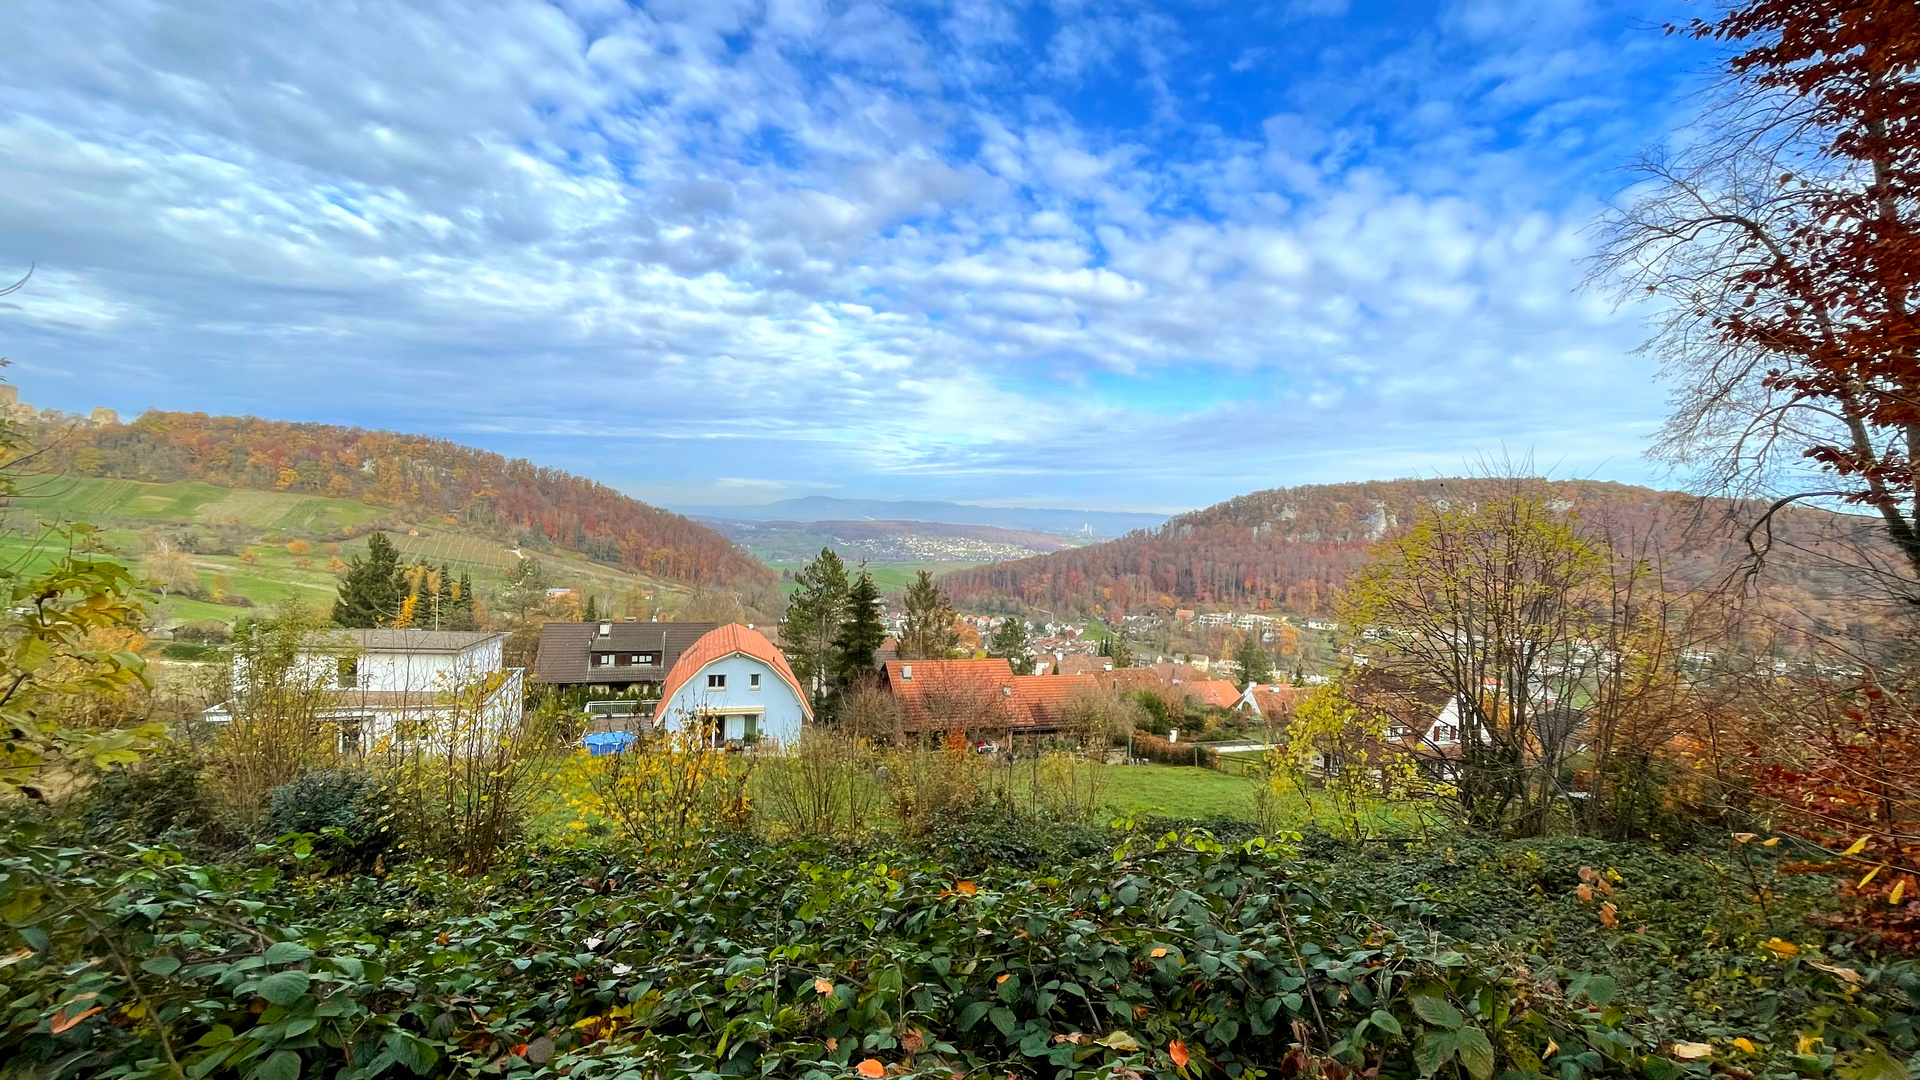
top-left (534, 750), bottom-right (1425, 842)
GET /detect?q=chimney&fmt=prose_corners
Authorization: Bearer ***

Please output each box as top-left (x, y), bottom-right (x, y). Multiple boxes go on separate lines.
top-left (901, 664), bottom-right (912, 681)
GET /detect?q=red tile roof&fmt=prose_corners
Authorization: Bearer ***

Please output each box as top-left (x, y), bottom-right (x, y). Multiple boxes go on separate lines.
top-left (1185, 679), bottom-right (1241, 709)
top-left (881, 658), bottom-right (1015, 732)
top-left (657, 624), bottom-right (811, 721)
top-left (1008, 674), bottom-right (1100, 729)
top-left (881, 660), bottom-right (1099, 732)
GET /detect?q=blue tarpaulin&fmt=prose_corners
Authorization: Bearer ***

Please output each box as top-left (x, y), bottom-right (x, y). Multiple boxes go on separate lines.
top-left (582, 731), bottom-right (636, 756)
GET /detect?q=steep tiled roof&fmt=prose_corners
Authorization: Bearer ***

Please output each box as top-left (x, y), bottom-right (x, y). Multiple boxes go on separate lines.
top-left (1008, 674), bottom-right (1100, 729)
top-left (532, 621), bottom-right (722, 685)
top-left (656, 624), bottom-right (812, 721)
top-left (1242, 684), bottom-right (1302, 722)
top-left (880, 659), bottom-right (1102, 732)
top-left (1185, 679), bottom-right (1241, 709)
top-left (881, 658), bottom-right (1015, 732)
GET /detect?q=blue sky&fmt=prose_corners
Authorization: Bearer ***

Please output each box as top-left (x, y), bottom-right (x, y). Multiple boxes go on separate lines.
top-left (1, 0), bottom-right (1709, 513)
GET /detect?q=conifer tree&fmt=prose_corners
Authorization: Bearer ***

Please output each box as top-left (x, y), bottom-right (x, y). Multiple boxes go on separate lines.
top-left (780, 548), bottom-right (849, 702)
top-left (331, 532), bottom-right (401, 628)
top-left (1233, 635), bottom-right (1273, 687)
top-left (584, 594), bottom-right (598, 622)
top-left (449, 572), bottom-right (479, 631)
top-left (899, 570), bottom-right (960, 660)
top-left (833, 566), bottom-right (886, 689)
top-left (987, 616), bottom-right (1034, 675)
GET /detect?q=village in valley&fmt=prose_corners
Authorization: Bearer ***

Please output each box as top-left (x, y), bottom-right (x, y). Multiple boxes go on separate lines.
top-left (5, 1), bottom-right (1920, 1078)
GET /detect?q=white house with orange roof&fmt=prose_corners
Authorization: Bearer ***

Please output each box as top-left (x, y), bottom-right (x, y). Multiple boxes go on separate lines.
top-left (653, 624), bottom-right (812, 747)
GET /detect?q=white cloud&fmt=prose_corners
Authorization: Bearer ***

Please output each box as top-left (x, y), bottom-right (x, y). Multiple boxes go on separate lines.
top-left (0, 0), bottom-right (1704, 511)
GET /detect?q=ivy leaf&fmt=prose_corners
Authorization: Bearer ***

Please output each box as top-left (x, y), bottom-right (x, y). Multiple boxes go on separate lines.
top-left (1370, 1009), bottom-right (1403, 1037)
top-left (1409, 987), bottom-right (1464, 1030)
top-left (263, 942), bottom-right (314, 966)
top-left (1836, 1047), bottom-right (1907, 1080)
top-left (1582, 975), bottom-right (1618, 1006)
top-left (958, 1001), bottom-right (992, 1031)
top-left (1414, 1030), bottom-right (1456, 1076)
top-left (253, 971), bottom-right (311, 1006)
top-left (1454, 1027), bottom-right (1494, 1080)
top-left (989, 1007), bottom-right (1016, 1038)
top-left (253, 1049), bottom-right (301, 1080)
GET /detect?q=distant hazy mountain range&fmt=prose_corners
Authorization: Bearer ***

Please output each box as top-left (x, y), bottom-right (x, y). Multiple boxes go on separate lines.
top-left (677, 497), bottom-right (1171, 539)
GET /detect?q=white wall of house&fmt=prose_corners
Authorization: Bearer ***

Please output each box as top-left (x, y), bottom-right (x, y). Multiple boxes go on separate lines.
top-left (659, 653), bottom-right (807, 746)
top-left (291, 638), bottom-right (503, 693)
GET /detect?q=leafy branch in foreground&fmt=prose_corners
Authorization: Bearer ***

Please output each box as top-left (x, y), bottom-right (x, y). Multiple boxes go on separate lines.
top-left (0, 527), bottom-right (161, 794)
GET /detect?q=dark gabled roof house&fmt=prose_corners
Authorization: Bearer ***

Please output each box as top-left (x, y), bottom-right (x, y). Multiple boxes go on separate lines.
top-left (532, 620), bottom-right (724, 686)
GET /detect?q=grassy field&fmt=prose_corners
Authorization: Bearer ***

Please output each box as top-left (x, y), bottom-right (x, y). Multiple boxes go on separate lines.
top-left (0, 476), bottom-right (681, 630)
top-left (535, 752), bottom-right (1422, 840)
top-left (770, 560), bottom-right (986, 597)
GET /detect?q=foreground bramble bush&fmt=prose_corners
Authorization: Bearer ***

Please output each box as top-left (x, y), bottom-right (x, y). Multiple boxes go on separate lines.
top-left (1, 820), bottom-right (1914, 1080)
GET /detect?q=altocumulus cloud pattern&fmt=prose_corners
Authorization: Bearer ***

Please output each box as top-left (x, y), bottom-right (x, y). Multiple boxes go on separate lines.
top-left (1, 0), bottom-right (1707, 510)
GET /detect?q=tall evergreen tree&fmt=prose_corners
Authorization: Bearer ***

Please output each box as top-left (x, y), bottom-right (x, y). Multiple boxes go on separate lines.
top-left (1233, 636), bottom-right (1274, 687)
top-left (833, 567), bottom-right (886, 689)
top-left (899, 570), bottom-right (960, 660)
top-left (448, 572), bottom-right (478, 631)
top-left (584, 594), bottom-right (598, 622)
top-left (1100, 631), bottom-right (1133, 668)
top-left (987, 616), bottom-right (1034, 675)
top-left (331, 532), bottom-right (401, 628)
top-left (779, 548), bottom-right (849, 702)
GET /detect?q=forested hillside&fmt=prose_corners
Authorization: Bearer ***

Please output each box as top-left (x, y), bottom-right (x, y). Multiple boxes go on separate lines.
top-left (25, 411), bottom-right (770, 587)
top-left (942, 477), bottom-right (1878, 621)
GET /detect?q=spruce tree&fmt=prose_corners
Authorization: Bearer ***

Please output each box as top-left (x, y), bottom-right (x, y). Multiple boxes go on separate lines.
top-left (987, 616), bottom-right (1034, 675)
top-left (1233, 636), bottom-right (1273, 687)
top-left (584, 594), bottom-right (598, 622)
top-left (450, 572), bottom-right (478, 631)
top-left (779, 548), bottom-right (849, 702)
top-left (899, 570), bottom-right (959, 660)
top-left (332, 532), bottom-right (401, 628)
top-left (832, 567), bottom-right (886, 689)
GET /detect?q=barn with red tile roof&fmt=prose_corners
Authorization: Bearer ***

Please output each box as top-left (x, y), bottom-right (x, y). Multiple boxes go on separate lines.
top-left (655, 624), bottom-right (812, 747)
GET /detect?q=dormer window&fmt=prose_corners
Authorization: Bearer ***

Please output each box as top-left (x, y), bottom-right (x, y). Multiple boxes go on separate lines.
top-left (598, 622), bottom-right (613, 636)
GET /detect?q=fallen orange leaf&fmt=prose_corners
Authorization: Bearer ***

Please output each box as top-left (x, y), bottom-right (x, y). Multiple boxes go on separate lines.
top-left (1598, 902), bottom-right (1619, 928)
top-left (1169, 1039), bottom-right (1190, 1069)
top-left (856, 1058), bottom-right (886, 1078)
top-left (955, 881), bottom-right (977, 895)
top-left (1150, 947), bottom-right (1168, 958)
top-left (49, 1006), bottom-right (103, 1035)
top-left (996, 974), bottom-right (1010, 984)
top-left (815, 978), bottom-right (835, 994)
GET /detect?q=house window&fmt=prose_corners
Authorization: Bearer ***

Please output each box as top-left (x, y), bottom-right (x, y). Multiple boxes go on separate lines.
top-left (337, 657), bottom-right (359, 690)
top-left (749, 673), bottom-right (761, 691)
top-left (340, 716), bottom-right (364, 756)
top-left (707, 673), bottom-right (726, 689)
top-left (1387, 724), bottom-right (1409, 739)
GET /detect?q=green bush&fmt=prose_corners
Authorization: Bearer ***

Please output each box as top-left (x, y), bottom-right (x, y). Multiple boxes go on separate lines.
top-left (1130, 731), bottom-right (1220, 769)
top-left (3, 819), bottom-right (1913, 1080)
top-left (76, 746), bottom-right (236, 854)
top-left (263, 768), bottom-right (390, 867)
